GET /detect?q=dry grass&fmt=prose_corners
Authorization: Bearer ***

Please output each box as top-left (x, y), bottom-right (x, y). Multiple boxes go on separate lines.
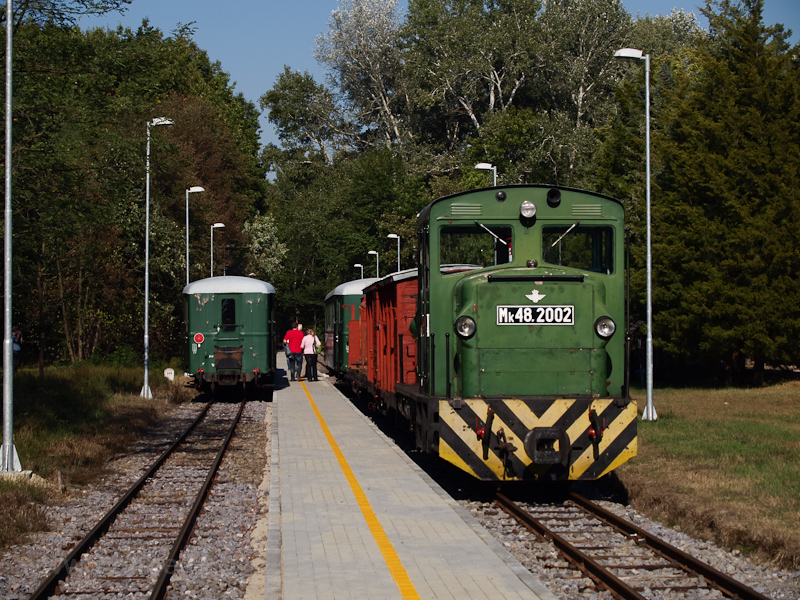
top-left (617, 381), bottom-right (800, 569)
top-left (0, 476), bottom-right (51, 548)
top-left (0, 365), bottom-right (197, 549)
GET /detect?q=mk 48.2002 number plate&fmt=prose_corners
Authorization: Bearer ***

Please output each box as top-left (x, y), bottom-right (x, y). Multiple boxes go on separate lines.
top-left (496, 305), bottom-right (574, 325)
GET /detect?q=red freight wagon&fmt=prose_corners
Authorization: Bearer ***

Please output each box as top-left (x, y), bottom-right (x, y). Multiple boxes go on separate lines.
top-left (348, 295), bottom-right (369, 372)
top-left (363, 269), bottom-right (419, 405)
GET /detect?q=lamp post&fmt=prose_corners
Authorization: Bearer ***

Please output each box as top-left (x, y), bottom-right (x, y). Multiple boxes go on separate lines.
top-left (368, 250), bottom-right (379, 278)
top-left (353, 263), bottom-right (363, 279)
top-left (475, 162), bottom-right (497, 186)
top-left (2, 0), bottom-right (19, 471)
top-left (387, 234), bottom-right (400, 272)
top-left (142, 116), bottom-right (173, 400)
top-left (185, 186), bottom-right (205, 286)
top-left (210, 223), bottom-right (225, 277)
top-left (614, 47), bottom-right (656, 421)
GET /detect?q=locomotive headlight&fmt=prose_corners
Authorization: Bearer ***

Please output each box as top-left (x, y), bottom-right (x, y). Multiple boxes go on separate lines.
top-left (454, 315), bottom-right (477, 339)
top-left (595, 316), bottom-right (616, 339)
top-left (520, 200), bottom-right (537, 218)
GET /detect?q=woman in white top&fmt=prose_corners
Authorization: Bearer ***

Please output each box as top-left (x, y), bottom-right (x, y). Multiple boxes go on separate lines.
top-left (300, 328), bottom-right (321, 381)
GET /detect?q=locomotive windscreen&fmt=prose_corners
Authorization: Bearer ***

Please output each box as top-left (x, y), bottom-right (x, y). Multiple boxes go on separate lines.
top-left (542, 225), bottom-right (615, 274)
top-left (440, 224), bottom-right (513, 267)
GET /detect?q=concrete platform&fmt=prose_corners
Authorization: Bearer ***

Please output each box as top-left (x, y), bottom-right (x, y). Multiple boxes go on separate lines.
top-left (265, 355), bottom-right (557, 600)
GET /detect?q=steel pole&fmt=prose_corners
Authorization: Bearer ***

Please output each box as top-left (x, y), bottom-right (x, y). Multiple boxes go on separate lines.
top-left (642, 54), bottom-right (657, 421)
top-left (2, 0), bottom-right (20, 472)
top-left (141, 122), bottom-right (153, 399)
top-left (185, 189), bottom-right (190, 287)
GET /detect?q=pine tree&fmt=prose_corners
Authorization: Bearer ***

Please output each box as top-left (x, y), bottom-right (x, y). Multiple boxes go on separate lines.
top-left (654, 0), bottom-right (800, 382)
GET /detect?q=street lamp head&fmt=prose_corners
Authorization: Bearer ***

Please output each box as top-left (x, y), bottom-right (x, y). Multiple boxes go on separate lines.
top-left (387, 234), bottom-right (399, 240)
top-left (150, 117), bottom-right (174, 127)
top-left (614, 47), bottom-right (644, 60)
top-left (187, 186), bottom-right (205, 193)
top-left (212, 222), bottom-right (225, 229)
top-left (353, 263), bottom-right (362, 268)
top-left (474, 162), bottom-right (497, 186)
top-left (368, 250), bottom-right (378, 256)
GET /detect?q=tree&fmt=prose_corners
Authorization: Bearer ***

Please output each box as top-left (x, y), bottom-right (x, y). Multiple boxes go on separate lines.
top-left (1, 0), bottom-right (130, 28)
top-left (260, 67), bottom-right (345, 164)
top-left (403, 0), bottom-right (542, 147)
top-left (534, 0), bottom-right (631, 127)
top-left (244, 213), bottom-right (288, 280)
top-left (314, 0), bottom-right (409, 147)
top-left (1, 21), bottom-right (266, 362)
top-left (268, 148), bottom-right (412, 328)
top-left (650, 0), bottom-right (800, 381)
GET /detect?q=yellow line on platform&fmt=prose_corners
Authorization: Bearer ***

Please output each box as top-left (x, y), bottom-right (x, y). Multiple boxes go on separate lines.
top-left (302, 382), bottom-right (421, 600)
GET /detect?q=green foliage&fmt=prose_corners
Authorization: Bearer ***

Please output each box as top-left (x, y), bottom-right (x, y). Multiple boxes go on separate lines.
top-left (650, 0), bottom-right (800, 374)
top-left (244, 212), bottom-right (288, 280)
top-left (107, 346), bottom-right (138, 367)
top-left (260, 67), bottom-right (343, 162)
top-left (5, 0), bottom-right (799, 387)
top-left (3, 20), bottom-right (265, 364)
top-left (1, 0), bottom-right (131, 28)
top-left (270, 147), bottom-right (415, 326)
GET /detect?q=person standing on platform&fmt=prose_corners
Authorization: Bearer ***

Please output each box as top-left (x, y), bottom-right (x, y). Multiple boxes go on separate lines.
top-left (301, 328), bottom-right (321, 381)
top-left (283, 322), bottom-right (304, 381)
top-left (12, 326), bottom-right (22, 372)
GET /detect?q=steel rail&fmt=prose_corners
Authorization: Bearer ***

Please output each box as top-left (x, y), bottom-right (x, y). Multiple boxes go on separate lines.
top-left (150, 400), bottom-right (246, 600)
top-left (495, 492), bottom-right (649, 600)
top-left (569, 492), bottom-right (773, 600)
top-left (28, 403), bottom-right (213, 600)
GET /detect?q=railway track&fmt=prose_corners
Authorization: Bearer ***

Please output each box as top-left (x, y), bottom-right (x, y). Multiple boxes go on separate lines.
top-left (28, 401), bottom-right (245, 600)
top-left (495, 492), bottom-right (774, 600)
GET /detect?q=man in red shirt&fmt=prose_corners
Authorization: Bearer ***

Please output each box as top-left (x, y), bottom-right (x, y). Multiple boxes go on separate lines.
top-left (283, 322), bottom-right (304, 381)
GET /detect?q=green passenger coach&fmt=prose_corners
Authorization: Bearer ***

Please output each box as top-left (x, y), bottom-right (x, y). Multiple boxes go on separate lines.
top-left (183, 276), bottom-right (276, 395)
top-left (322, 278), bottom-right (379, 376)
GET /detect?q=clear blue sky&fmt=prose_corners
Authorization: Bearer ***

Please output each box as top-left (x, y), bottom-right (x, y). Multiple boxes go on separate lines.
top-left (79, 0), bottom-right (799, 146)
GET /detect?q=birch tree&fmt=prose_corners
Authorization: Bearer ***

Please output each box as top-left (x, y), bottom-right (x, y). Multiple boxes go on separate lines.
top-left (314, 0), bottom-right (409, 147)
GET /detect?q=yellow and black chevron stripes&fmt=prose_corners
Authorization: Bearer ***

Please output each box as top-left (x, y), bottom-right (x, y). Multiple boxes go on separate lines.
top-left (438, 398), bottom-right (638, 481)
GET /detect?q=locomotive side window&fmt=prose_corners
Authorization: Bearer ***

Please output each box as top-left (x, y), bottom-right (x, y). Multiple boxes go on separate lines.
top-left (221, 298), bottom-right (237, 332)
top-left (440, 224), bottom-right (513, 268)
top-left (542, 226), bottom-right (614, 273)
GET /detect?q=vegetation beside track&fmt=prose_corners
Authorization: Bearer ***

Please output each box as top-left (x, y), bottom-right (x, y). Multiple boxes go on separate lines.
top-left (0, 364), bottom-right (193, 548)
top-left (3, 370), bottom-right (799, 572)
top-left (616, 381), bottom-right (800, 570)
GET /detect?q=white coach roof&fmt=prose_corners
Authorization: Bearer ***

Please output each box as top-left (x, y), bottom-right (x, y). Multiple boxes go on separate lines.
top-left (324, 277), bottom-right (380, 301)
top-left (183, 276), bottom-right (275, 295)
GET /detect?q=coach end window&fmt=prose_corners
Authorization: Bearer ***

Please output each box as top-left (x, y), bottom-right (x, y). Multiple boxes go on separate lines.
top-left (221, 298), bottom-right (237, 332)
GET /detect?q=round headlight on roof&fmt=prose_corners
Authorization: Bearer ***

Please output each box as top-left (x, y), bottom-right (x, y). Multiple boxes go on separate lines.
top-left (520, 200), bottom-right (537, 219)
top-left (454, 315), bottom-right (477, 339)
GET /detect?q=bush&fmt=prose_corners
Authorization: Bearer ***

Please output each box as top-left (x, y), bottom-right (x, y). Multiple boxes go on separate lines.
top-left (107, 346), bottom-right (137, 368)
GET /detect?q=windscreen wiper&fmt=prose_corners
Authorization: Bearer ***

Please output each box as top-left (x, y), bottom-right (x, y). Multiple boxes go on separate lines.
top-left (550, 221), bottom-right (580, 247)
top-left (475, 220), bottom-right (508, 245)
